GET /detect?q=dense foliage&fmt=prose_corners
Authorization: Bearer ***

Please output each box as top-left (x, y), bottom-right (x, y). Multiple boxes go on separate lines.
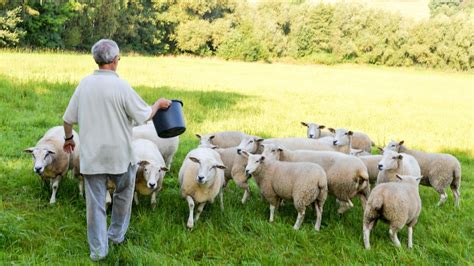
top-left (0, 0), bottom-right (472, 70)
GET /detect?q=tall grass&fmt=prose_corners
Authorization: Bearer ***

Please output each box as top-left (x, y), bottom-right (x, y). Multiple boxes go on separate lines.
top-left (0, 51), bottom-right (472, 264)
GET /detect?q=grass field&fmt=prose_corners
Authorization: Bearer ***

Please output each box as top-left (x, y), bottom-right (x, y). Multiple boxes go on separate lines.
top-left (0, 51), bottom-right (472, 264)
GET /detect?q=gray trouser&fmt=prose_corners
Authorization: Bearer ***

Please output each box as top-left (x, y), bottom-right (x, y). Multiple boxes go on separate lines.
top-left (83, 164), bottom-right (136, 260)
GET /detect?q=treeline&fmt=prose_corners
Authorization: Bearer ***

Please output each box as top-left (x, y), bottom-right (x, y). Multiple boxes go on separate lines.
top-left (1, 0), bottom-right (473, 71)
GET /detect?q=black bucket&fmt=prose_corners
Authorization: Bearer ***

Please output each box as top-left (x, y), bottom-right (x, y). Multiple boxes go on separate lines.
top-left (152, 99), bottom-right (186, 138)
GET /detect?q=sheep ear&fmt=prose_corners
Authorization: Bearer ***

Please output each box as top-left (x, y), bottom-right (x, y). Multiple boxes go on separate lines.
top-left (137, 160), bottom-right (149, 167)
top-left (189, 157), bottom-right (200, 164)
top-left (240, 150), bottom-right (250, 158)
top-left (256, 138), bottom-right (264, 142)
top-left (195, 134), bottom-right (201, 139)
top-left (399, 140), bottom-right (404, 145)
top-left (318, 125), bottom-right (325, 129)
top-left (328, 128), bottom-right (335, 133)
top-left (396, 174), bottom-right (403, 180)
top-left (209, 135), bottom-right (215, 140)
top-left (160, 167), bottom-right (169, 172)
top-left (301, 122), bottom-right (308, 127)
top-left (347, 131), bottom-right (353, 136)
top-left (214, 164), bottom-right (226, 170)
top-left (24, 147), bottom-right (35, 153)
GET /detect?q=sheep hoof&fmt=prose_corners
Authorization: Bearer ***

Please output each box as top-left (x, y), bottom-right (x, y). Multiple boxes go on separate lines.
top-left (187, 220), bottom-right (194, 229)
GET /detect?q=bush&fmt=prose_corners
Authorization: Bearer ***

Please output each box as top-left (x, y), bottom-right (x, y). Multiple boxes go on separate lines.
top-left (217, 24), bottom-right (270, 62)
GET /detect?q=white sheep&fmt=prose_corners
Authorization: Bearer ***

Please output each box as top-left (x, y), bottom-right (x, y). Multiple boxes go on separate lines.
top-left (133, 139), bottom-right (169, 209)
top-left (376, 150), bottom-right (421, 185)
top-left (132, 122), bottom-right (179, 168)
top-left (330, 128), bottom-right (373, 153)
top-left (363, 174), bottom-right (422, 249)
top-left (385, 140), bottom-right (462, 207)
top-left (24, 126), bottom-right (81, 204)
top-left (242, 151), bottom-right (328, 230)
top-left (263, 137), bottom-right (337, 152)
top-left (179, 147), bottom-right (226, 229)
top-left (196, 131), bottom-right (247, 148)
top-left (198, 134), bottom-right (264, 204)
top-left (300, 122), bottom-right (333, 139)
top-left (262, 144), bottom-right (370, 215)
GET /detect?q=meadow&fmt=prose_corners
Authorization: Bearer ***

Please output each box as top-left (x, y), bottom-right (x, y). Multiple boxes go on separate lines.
top-left (0, 51), bottom-right (472, 264)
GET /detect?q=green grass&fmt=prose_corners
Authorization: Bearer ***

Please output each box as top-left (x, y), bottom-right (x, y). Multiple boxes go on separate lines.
top-left (0, 51), bottom-right (472, 264)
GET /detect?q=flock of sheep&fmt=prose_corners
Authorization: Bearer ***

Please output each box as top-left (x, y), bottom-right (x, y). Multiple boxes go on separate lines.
top-left (25, 121), bottom-right (462, 249)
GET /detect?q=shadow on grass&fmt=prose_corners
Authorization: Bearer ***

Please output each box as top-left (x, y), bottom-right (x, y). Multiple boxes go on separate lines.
top-left (0, 74), bottom-right (259, 205)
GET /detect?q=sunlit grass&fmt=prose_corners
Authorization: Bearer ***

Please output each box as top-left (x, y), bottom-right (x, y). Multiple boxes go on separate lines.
top-left (0, 51), bottom-right (472, 264)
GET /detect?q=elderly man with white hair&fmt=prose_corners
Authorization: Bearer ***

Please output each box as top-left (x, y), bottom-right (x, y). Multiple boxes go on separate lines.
top-left (62, 39), bottom-right (171, 261)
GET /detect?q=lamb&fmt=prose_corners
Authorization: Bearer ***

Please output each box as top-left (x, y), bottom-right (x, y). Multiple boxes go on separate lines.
top-left (133, 139), bottom-right (169, 209)
top-left (263, 137), bottom-right (337, 152)
top-left (132, 122), bottom-right (179, 168)
top-left (363, 174), bottom-right (422, 249)
top-left (376, 150), bottom-right (421, 185)
top-left (196, 131), bottom-right (247, 148)
top-left (179, 147), bottom-right (226, 229)
top-left (242, 151), bottom-right (328, 230)
top-left (385, 140), bottom-right (462, 207)
top-left (24, 126), bottom-right (81, 204)
top-left (262, 144), bottom-right (370, 215)
top-left (300, 122), bottom-right (333, 139)
top-left (330, 128), bottom-right (373, 153)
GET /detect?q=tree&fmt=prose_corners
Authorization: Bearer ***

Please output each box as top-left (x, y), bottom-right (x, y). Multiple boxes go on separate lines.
top-left (0, 7), bottom-right (25, 47)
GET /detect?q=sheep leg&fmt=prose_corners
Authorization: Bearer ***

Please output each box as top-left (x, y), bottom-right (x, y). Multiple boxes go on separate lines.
top-left (359, 192), bottom-right (368, 211)
top-left (337, 199), bottom-right (353, 215)
top-left (186, 196), bottom-right (195, 229)
top-left (194, 202), bottom-right (206, 223)
top-left (241, 187), bottom-right (250, 204)
top-left (106, 190), bottom-right (112, 205)
top-left (293, 209), bottom-right (305, 230)
top-left (269, 204), bottom-right (276, 223)
top-left (78, 175), bottom-right (84, 198)
top-left (436, 190), bottom-right (448, 206)
top-left (49, 175), bottom-right (62, 204)
top-left (133, 191), bottom-right (139, 205)
top-left (151, 191), bottom-right (157, 209)
top-left (451, 187), bottom-right (460, 208)
top-left (363, 221), bottom-right (375, 250)
top-left (314, 201), bottom-right (323, 231)
top-left (389, 227), bottom-right (401, 248)
top-left (219, 189), bottom-right (224, 211)
top-left (407, 226), bottom-right (413, 248)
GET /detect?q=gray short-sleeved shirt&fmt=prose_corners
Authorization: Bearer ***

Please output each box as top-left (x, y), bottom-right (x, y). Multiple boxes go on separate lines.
top-left (63, 70), bottom-right (152, 175)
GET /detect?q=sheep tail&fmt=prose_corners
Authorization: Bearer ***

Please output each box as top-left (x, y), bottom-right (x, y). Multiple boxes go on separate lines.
top-left (451, 162), bottom-right (462, 191)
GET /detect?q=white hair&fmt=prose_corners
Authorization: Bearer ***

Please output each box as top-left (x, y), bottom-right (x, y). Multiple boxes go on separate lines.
top-left (91, 39), bottom-right (120, 65)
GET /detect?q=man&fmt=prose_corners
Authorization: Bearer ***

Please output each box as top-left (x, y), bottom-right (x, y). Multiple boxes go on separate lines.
top-left (62, 39), bottom-right (171, 261)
